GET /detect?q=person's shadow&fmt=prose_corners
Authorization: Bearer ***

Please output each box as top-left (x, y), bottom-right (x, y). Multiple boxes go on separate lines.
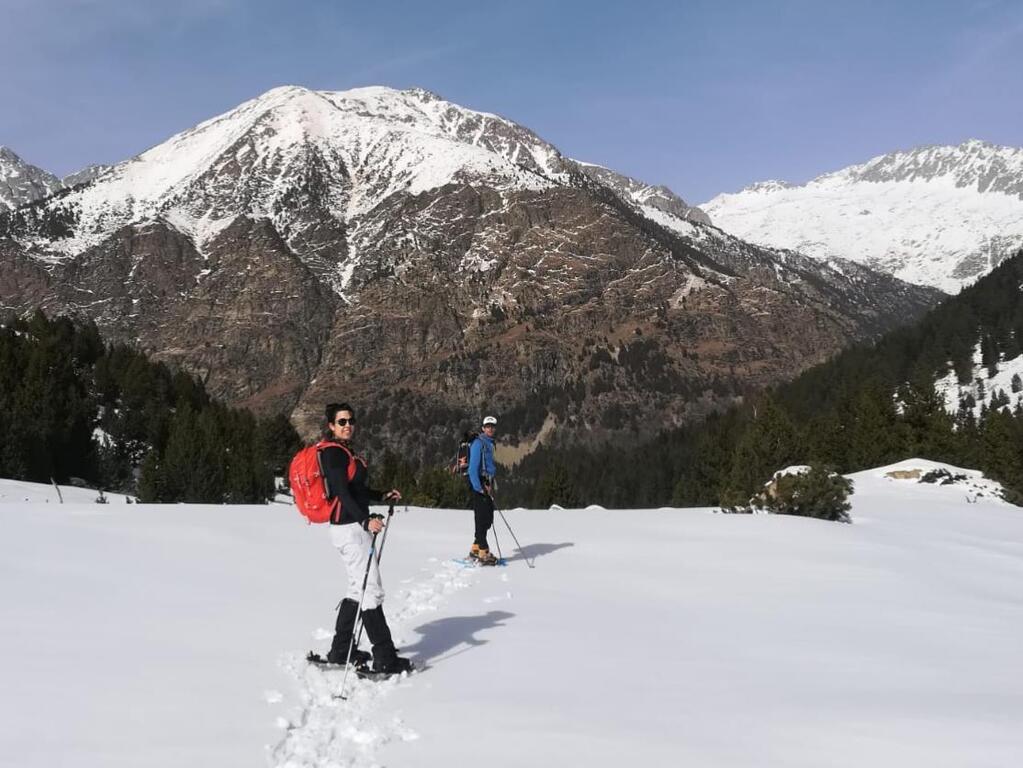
top-left (403, 610), bottom-right (515, 667)
top-left (501, 541), bottom-right (574, 564)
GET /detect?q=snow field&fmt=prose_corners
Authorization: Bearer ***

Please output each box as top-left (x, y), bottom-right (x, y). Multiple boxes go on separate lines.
top-left (2, 461), bottom-right (1022, 767)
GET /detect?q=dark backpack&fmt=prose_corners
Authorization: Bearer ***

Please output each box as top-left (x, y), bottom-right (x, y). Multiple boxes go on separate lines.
top-left (450, 431), bottom-right (478, 476)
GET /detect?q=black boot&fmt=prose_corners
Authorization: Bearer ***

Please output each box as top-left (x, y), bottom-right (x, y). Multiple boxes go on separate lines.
top-left (327, 598), bottom-right (372, 666)
top-left (360, 605), bottom-right (413, 674)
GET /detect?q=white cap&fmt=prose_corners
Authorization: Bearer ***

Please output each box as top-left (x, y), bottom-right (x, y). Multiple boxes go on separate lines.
top-left (482, 415), bottom-right (497, 426)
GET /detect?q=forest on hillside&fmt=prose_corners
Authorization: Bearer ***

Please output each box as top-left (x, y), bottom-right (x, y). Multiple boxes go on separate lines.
top-left (0, 312), bottom-right (299, 503)
top-left (499, 251), bottom-right (1023, 509)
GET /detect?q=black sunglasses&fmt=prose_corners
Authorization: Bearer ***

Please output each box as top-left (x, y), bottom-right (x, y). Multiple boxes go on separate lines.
top-left (334, 417), bottom-right (356, 426)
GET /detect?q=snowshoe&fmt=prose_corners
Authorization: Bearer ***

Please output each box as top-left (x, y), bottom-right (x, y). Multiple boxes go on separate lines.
top-left (374, 654), bottom-right (414, 674)
top-left (355, 666), bottom-right (399, 682)
top-left (306, 650), bottom-right (369, 669)
top-left (358, 658), bottom-right (416, 681)
top-left (476, 549), bottom-right (499, 566)
top-left (452, 555), bottom-right (507, 568)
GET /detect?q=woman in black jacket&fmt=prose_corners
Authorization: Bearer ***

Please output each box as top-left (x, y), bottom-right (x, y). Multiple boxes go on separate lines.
top-left (320, 402), bottom-right (411, 674)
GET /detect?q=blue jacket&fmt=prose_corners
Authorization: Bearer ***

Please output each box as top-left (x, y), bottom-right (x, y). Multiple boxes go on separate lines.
top-left (468, 433), bottom-right (496, 494)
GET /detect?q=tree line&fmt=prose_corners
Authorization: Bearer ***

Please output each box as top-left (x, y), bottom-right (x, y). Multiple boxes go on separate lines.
top-left (0, 311), bottom-right (299, 502)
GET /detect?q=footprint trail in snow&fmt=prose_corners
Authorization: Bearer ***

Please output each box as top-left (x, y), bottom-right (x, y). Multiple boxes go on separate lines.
top-left (268, 556), bottom-right (506, 767)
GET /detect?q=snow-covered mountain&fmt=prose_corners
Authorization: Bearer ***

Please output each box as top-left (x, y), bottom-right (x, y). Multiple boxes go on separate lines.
top-left (0, 86), bottom-right (940, 452)
top-left (32, 86), bottom-right (562, 268)
top-left (5, 86), bottom-right (710, 282)
top-left (0, 146), bottom-right (61, 210)
top-left (3, 460), bottom-right (1022, 767)
top-left (703, 140), bottom-right (1023, 293)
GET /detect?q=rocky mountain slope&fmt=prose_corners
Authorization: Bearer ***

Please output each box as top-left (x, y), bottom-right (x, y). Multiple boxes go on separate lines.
top-left (0, 86), bottom-right (940, 459)
top-left (703, 140), bottom-right (1023, 294)
top-left (0, 146), bottom-right (62, 210)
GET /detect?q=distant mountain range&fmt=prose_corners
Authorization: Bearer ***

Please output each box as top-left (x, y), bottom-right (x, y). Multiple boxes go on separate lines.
top-left (0, 86), bottom-right (939, 459)
top-left (0, 146), bottom-right (116, 211)
top-left (703, 140), bottom-right (1023, 293)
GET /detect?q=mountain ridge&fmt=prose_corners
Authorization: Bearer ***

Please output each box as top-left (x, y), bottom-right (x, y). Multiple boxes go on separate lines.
top-left (0, 86), bottom-right (940, 459)
top-left (703, 139), bottom-right (1023, 293)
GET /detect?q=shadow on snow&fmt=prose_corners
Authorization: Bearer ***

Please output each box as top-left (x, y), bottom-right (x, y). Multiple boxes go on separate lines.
top-left (500, 541), bottom-right (574, 564)
top-left (403, 610), bottom-right (515, 666)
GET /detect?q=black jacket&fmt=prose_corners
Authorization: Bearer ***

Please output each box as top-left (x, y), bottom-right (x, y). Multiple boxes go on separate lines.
top-left (320, 440), bottom-right (384, 527)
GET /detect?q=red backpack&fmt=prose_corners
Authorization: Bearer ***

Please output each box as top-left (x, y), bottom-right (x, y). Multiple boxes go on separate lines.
top-left (288, 441), bottom-right (358, 524)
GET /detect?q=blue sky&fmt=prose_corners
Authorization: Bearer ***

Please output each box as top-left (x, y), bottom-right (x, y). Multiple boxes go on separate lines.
top-left (4, 0), bottom-right (1022, 202)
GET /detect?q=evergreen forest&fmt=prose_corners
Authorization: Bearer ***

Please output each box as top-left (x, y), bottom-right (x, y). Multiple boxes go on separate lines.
top-left (0, 311), bottom-right (299, 503)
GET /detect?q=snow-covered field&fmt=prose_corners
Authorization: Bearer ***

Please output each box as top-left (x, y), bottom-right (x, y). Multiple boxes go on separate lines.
top-left (2, 461), bottom-right (1022, 767)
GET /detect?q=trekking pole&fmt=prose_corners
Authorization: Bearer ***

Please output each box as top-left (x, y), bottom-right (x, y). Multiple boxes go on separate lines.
top-left (338, 530), bottom-right (379, 701)
top-left (486, 484), bottom-right (504, 562)
top-left (490, 510), bottom-right (504, 562)
top-left (350, 504), bottom-right (395, 676)
top-left (375, 502), bottom-right (396, 565)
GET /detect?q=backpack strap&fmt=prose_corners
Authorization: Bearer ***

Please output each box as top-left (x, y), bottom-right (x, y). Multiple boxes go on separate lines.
top-left (315, 440), bottom-right (359, 481)
top-left (315, 441), bottom-right (362, 523)
top-left (317, 441), bottom-right (362, 519)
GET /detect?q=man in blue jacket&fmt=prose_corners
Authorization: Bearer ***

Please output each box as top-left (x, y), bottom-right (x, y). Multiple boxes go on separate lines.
top-left (468, 415), bottom-right (499, 565)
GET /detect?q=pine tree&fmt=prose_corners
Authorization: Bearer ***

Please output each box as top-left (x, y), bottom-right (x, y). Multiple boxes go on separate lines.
top-left (980, 409), bottom-right (1023, 497)
top-left (846, 383), bottom-right (902, 470)
top-left (724, 396), bottom-right (801, 502)
top-left (753, 465), bottom-right (853, 523)
top-left (259, 414), bottom-right (302, 480)
top-left (981, 334), bottom-right (1000, 377)
top-left (533, 463), bottom-right (579, 508)
top-left (136, 450), bottom-right (164, 503)
top-left (898, 378), bottom-right (956, 461)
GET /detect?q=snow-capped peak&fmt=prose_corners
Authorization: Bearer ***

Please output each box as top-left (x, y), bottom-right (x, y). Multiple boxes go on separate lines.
top-left (703, 140), bottom-right (1023, 294)
top-left (829, 139), bottom-right (1023, 197)
top-left (117, 83), bottom-right (572, 206)
top-left (0, 146), bottom-right (62, 210)
top-left (730, 140), bottom-right (1023, 198)
top-left (20, 85), bottom-right (578, 259)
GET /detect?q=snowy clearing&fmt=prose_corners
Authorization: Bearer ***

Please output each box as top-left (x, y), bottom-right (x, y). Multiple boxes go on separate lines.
top-left (1, 461), bottom-right (1022, 767)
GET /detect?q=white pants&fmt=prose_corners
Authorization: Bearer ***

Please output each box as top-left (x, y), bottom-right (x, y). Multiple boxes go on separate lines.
top-left (329, 523), bottom-right (385, 610)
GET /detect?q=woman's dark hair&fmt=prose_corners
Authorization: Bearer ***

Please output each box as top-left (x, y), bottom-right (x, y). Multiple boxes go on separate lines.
top-left (325, 402), bottom-right (355, 425)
